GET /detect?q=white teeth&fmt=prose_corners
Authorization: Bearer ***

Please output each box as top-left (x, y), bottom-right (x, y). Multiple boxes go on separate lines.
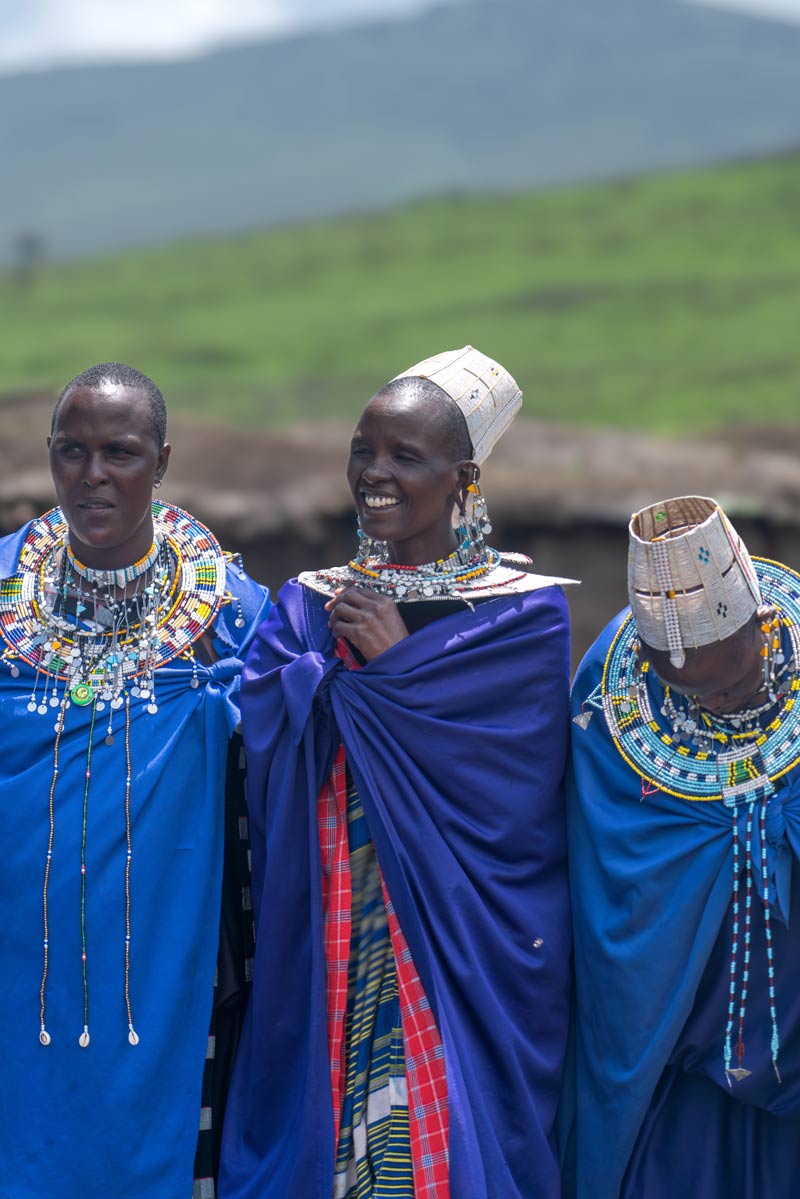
top-left (364, 495), bottom-right (400, 509)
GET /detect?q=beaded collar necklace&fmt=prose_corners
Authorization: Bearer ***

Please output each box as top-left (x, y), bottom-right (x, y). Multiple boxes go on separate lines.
top-left (346, 542), bottom-right (502, 601)
top-left (299, 516), bottom-right (572, 603)
top-left (0, 501), bottom-right (231, 1050)
top-left (66, 537), bottom-right (161, 590)
top-left (578, 558), bottom-right (800, 1089)
top-left (595, 560), bottom-right (800, 804)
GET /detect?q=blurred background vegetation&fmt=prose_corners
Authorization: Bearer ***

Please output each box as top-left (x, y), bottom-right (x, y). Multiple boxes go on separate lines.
top-left (2, 152), bottom-right (800, 432)
top-left (2, 0), bottom-right (800, 654)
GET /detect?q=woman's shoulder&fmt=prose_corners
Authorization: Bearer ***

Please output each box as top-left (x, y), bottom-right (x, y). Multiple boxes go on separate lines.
top-left (250, 577), bottom-right (332, 656)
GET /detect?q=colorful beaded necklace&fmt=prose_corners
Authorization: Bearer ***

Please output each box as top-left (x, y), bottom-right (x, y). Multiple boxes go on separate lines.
top-left (594, 557), bottom-right (800, 1086)
top-left (0, 500), bottom-right (231, 1049)
top-left (298, 493), bottom-right (558, 603)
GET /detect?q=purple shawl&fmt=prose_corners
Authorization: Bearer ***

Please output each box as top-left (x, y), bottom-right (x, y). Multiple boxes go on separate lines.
top-left (219, 578), bottom-right (572, 1198)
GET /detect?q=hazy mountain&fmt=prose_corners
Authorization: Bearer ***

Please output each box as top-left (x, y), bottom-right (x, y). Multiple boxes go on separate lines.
top-left (2, 0), bottom-right (800, 262)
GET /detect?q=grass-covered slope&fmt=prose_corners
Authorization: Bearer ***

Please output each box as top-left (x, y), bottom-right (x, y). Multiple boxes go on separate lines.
top-left (2, 150), bottom-right (800, 434)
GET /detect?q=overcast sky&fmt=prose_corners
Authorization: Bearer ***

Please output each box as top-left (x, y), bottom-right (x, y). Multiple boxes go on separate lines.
top-left (0, 0), bottom-right (458, 74)
top-left (1, 0), bottom-right (799, 75)
top-left (690, 0), bottom-right (800, 20)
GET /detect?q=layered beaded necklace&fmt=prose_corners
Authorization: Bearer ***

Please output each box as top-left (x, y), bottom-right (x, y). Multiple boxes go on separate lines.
top-left (346, 545), bottom-right (502, 601)
top-left (300, 489), bottom-right (550, 603)
top-left (347, 500), bottom-right (500, 600)
top-left (0, 501), bottom-right (230, 1049)
top-left (592, 558), bottom-right (800, 1088)
top-left (27, 535), bottom-right (175, 726)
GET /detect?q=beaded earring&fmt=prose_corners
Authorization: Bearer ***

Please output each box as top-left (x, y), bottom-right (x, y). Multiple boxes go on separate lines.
top-left (468, 480), bottom-right (492, 536)
top-left (453, 479), bottom-right (492, 564)
top-left (760, 608), bottom-right (783, 701)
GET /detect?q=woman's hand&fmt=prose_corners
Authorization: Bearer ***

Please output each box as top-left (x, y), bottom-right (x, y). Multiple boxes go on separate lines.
top-left (325, 585), bottom-right (409, 661)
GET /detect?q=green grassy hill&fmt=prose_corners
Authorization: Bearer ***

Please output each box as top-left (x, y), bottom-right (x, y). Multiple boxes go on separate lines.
top-left (2, 150), bottom-right (800, 435)
top-left (3, 0), bottom-right (800, 262)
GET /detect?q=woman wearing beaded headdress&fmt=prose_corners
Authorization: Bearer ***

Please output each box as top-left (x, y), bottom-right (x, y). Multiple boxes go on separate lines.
top-left (0, 363), bottom-right (270, 1199)
top-left (565, 496), bottom-right (800, 1198)
top-left (220, 346), bottom-right (576, 1199)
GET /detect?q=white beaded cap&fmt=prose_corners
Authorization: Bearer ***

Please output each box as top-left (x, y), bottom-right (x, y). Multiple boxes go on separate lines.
top-left (628, 495), bottom-right (762, 668)
top-left (392, 345), bottom-right (522, 463)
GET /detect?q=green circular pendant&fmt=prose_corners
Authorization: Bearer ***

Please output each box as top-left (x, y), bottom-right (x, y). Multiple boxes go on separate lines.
top-left (71, 683), bottom-right (95, 706)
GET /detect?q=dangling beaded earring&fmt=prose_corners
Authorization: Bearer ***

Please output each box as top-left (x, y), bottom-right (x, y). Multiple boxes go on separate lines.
top-left (453, 477), bottom-right (492, 564)
top-left (468, 480), bottom-right (492, 537)
top-left (760, 608), bottom-right (782, 701)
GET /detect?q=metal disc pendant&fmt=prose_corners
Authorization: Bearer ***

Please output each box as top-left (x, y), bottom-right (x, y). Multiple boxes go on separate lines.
top-left (71, 683), bottom-right (95, 707)
top-left (10, 664), bottom-right (19, 677)
top-left (79, 1029), bottom-right (91, 1048)
top-left (105, 734), bottom-right (115, 746)
top-left (128, 1029), bottom-right (140, 1046)
top-left (39, 1029), bottom-right (51, 1046)
top-left (235, 617), bottom-right (246, 628)
top-left (147, 703), bottom-right (158, 715)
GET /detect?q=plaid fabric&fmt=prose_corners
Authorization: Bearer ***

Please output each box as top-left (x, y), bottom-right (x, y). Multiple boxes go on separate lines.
top-left (333, 772), bottom-right (412, 1198)
top-left (320, 639), bottom-right (450, 1197)
top-left (382, 886), bottom-right (450, 1199)
top-left (319, 743), bottom-right (351, 1149)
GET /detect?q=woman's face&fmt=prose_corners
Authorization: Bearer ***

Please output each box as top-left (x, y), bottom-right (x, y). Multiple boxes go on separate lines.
top-left (48, 383), bottom-right (170, 569)
top-left (347, 390), bottom-right (470, 566)
top-left (646, 617), bottom-right (765, 715)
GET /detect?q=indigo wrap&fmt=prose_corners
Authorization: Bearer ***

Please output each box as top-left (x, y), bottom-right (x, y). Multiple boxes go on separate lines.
top-left (565, 609), bottom-right (800, 1199)
top-left (220, 578), bottom-right (572, 1199)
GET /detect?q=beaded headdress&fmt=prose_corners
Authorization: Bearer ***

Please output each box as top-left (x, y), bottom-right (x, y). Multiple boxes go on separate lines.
top-left (628, 496), bottom-right (762, 668)
top-left (391, 345), bottom-right (522, 464)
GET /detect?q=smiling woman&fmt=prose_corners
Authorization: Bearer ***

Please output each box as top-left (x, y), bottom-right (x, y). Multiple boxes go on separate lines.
top-left (0, 362), bottom-right (270, 1199)
top-left (220, 346), bottom-right (577, 1199)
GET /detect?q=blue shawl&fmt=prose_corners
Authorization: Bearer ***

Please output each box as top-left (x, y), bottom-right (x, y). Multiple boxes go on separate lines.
top-left (565, 609), bottom-right (800, 1199)
top-left (220, 578), bottom-right (572, 1199)
top-left (0, 520), bottom-right (270, 1199)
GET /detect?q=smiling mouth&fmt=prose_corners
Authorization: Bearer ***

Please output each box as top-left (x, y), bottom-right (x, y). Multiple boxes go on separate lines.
top-left (362, 494), bottom-right (401, 509)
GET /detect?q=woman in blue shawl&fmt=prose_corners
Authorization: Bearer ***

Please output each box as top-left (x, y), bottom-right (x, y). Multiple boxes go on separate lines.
top-left (0, 363), bottom-right (270, 1199)
top-left (220, 346), bottom-right (574, 1199)
top-left (566, 495), bottom-right (800, 1198)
